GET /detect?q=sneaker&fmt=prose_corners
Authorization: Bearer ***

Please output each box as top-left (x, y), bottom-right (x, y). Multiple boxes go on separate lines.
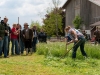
top-left (4, 56), bottom-right (9, 58)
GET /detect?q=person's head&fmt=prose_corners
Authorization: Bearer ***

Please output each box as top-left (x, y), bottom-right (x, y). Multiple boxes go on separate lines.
top-left (40, 28), bottom-right (44, 32)
top-left (65, 26), bottom-right (71, 32)
top-left (24, 23), bottom-right (29, 29)
top-left (17, 24), bottom-right (22, 29)
top-left (33, 25), bottom-right (37, 30)
top-left (13, 23), bottom-right (17, 28)
top-left (3, 17), bottom-right (8, 23)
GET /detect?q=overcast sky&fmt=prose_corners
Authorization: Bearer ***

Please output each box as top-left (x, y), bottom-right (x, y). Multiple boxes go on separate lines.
top-left (0, 0), bottom-right (66, 27)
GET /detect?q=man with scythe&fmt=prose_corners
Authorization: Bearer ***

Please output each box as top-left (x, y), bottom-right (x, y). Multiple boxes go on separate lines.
top-left (65, 26), bottom-right (87, 59)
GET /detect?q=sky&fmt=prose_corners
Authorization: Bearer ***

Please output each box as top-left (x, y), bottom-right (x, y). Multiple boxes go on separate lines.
top-left (0, 0), bottom-right (66, 27)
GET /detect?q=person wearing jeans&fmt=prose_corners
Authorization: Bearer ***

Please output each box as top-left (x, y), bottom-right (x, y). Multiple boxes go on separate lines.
top-left (0, 40), bottom-right (4, 56)
top-left (11, 23), bottom-right (19, 55)
top-left (65, 26), bottom-right (87, 59)
top-left (11, 39), bottom-right (19, 55)
top-left (1, 17), bottom-right (9, 58)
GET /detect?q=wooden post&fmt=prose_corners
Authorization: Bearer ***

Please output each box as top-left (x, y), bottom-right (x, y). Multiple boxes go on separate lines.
top-left (18, 17), bottom-right (19, 24)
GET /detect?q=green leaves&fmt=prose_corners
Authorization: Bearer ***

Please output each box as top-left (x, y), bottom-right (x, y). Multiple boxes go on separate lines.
top-left (43, 8), bottom-right (63, 36)
top-left (73, 15), bottom-right (83, 29)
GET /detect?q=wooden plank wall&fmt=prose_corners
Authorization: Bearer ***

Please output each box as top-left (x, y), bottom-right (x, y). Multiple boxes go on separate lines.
top-left (90, 2), bottom-right (100, 24)
top-left (65, 0), bottom-right (75, 27)
top-left (80, 0), bottom-right (90, 29)
top-left (64, 0), bottom-right (100, 29)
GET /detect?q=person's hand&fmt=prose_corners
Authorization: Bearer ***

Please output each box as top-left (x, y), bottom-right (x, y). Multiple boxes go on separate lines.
top-left (23, 34), bottom-right (25, 38)
top-left (66, 42), bottom-right (70, 45)
top-left (0, 37), bottom-right (2, 40)
top-left (75, 38), bottom-right (78, 42)
top-left (5, 30), bottom-right (8, 33)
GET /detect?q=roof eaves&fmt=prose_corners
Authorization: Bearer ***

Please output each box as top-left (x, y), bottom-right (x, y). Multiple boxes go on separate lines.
top-left (62, 0), bottom-right (71, 9)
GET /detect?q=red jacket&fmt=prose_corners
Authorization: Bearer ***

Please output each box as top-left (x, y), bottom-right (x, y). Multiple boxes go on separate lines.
top-left (11, 27), bottom-right (18, 39)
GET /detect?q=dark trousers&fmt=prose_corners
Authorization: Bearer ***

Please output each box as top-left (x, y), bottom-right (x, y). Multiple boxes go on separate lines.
top-left (72, 37), bottom-right (87, 58)
top-left (24, 39), bottom-right (32, 48)
top-left (7, 36), bottom-right (10, 55)
top-left (32, 37), bottom-right (37, 52)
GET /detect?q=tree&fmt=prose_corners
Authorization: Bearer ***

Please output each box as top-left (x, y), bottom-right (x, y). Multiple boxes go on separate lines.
top-left (73, 15), bottom-right (83, 29)
top-left (42, 0), bottom-right (65, 36)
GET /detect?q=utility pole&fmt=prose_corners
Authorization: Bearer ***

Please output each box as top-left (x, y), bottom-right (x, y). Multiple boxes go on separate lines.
top-left (18, 17), bottom-right (19, 24)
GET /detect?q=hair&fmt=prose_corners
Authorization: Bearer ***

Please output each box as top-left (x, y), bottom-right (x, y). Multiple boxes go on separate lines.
top-left (65, 26), bottom-right (71, 31)
top-left (4, 16), bottom-right (8, 20)
top-left (13, 23), bottom-right (17, 27)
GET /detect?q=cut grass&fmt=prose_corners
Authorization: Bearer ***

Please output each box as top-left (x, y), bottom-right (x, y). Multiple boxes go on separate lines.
top-left (0, 42), bottom-right (100, 75)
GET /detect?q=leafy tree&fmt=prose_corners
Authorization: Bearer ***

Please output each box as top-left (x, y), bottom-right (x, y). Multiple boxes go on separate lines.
top-left (73, 15), bottom-right (83, 29)
top-left (42, 0), bottom-right (65, 36)
top-left (43, 7), bottom-right (64, 36)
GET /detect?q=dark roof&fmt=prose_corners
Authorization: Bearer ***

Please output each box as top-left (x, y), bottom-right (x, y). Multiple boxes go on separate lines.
top-left (62, 0), bottom-right (71, 9)
top-left (89, 0), bottom-right (100, 6)
top-left (90, 21), bottom-right (100, 27)
top-left (62, 0), bottom-right (100, 9)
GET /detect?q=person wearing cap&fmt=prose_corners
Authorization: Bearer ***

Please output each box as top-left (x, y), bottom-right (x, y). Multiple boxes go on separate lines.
top-left (22, 23), bottom-right (33, 55)
top-left (2, 17), bottom-right (9, 58)
top-left (65, 26), bottom-right (87, 59)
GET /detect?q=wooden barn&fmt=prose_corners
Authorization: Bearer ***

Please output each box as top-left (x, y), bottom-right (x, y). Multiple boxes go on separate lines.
top-left (62, 0), bottom-right (100, 31)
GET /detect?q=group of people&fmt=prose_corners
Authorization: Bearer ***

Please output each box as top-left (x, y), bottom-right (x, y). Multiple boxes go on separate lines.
top-left (0, 17), bottom-right (47, 58)
top-left (0, 16), bottom-right (91, 59)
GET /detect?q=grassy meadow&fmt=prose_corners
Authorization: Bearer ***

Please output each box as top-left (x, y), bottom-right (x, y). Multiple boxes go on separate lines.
top-left (0, 41), bottom-right (100, 75)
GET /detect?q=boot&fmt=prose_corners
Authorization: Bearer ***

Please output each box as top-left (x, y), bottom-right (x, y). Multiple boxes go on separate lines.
top-left (26, 48), bottom-right (28, 55)
top-left (30, 48), bottom-right (33, 55)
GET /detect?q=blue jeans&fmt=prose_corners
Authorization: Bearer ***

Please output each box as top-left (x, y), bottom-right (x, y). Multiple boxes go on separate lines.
top-left (3, 36), bottom-right (8, 57)
top-left (0, 40), bottom-right (3, 56)
top-left (19, 39), bottom-right (24, 54)
top-left (11, 39), bottom-right (19, 55)
top-left (72, 37), bottom-right (87, 58)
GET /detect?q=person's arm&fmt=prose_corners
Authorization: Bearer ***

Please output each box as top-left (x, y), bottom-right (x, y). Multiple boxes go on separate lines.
top-left (71, 29), bottom-right (78, 42)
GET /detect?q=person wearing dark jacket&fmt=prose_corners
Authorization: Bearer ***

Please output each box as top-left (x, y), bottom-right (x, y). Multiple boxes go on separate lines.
top-left (16, 24), bottom-right (24, 54)
top-left (32, 26), bottom-right (38, 52)
top-left (22, 23), bottom-right (33, 55)
top-left (0, 20), bottom-right (5, 57)
top-left (7, 24), bottom-right (11, 56)
top-left (38, 29), bottom-right (47, 43)
top-left (2, 17), bottom-right (9, 58)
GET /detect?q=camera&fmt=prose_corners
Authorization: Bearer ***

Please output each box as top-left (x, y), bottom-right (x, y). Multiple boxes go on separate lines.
top-left (1, 20), bottom-right (4, 24)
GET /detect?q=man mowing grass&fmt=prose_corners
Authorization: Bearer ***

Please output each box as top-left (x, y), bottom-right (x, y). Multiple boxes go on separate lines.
top-left (65, 26), bottom-right (87, 60)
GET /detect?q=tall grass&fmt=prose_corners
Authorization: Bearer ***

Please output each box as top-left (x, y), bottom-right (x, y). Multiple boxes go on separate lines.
top-left (37, 42), bottom-right (100, 59)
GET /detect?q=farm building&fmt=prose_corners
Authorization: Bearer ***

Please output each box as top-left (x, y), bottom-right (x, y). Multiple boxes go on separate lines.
top-left (62, 0), bottom-right (100, 37)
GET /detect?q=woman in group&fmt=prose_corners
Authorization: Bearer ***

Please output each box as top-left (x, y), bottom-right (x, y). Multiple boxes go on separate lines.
top-left (11, 23), bottom-right (20, 55)
top-left (65, 26), bottom-right (87, 59)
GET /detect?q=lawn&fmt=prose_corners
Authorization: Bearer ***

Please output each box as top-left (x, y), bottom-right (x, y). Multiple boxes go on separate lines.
top-left (0, 41), bottom-right (100, 75)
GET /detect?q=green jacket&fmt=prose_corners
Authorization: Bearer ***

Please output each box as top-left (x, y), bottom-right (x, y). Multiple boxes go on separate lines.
top-left (0, 23), bottom-right (5, 39)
